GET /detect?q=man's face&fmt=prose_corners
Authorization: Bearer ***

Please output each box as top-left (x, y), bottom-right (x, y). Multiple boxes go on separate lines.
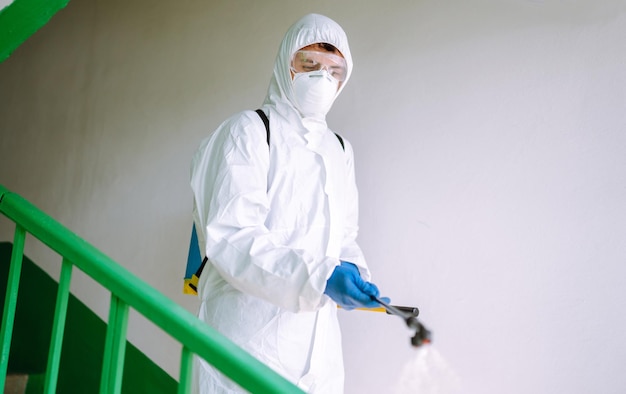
top-left (291, 43), bottom-right (347, 88)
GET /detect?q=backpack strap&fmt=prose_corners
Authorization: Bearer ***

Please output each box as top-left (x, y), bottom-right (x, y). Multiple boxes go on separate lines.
top-left (255, 109), bottom-right (270, 146)
top-left (334, 133), bottom-right (345, 151)
top-left (255, 108), bottom-right (344, 151)
top-left (188, 256), bottom-right (208, 293)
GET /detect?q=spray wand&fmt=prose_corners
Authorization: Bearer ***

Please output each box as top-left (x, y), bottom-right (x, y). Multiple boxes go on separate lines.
top-left (372, 296), bottom-right (432, 347)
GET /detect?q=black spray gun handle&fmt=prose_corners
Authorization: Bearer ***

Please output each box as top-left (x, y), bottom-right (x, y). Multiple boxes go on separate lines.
top-left (372, 296), bottom-right (432, 347)
top-left (385, 305), bottom-right (420, 317)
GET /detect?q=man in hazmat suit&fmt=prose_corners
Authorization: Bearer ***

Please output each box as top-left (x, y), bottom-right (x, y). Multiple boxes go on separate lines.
top-left (190, 13), bottom-right (387, 393)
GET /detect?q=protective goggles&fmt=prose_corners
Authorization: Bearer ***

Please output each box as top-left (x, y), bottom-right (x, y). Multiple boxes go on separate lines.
top-left (291, 50), bottom-right (348, 82)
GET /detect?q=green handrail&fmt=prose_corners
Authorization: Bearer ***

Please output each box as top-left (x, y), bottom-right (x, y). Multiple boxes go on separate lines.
top-left (0, 185), bottom-right (304, 394)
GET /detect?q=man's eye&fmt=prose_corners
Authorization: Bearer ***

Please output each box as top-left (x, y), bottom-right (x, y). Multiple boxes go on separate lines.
top-left (300, 59), bottom-right (320, 70)
top-left (330, 66), bottom-right (344, 75)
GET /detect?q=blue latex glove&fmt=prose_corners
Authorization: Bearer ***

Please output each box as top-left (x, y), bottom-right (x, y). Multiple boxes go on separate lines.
top-left (324, 261), bottom-right (389, 310)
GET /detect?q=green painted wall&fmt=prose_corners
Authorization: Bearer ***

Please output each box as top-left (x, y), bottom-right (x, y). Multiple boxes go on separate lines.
top-left (0, 0), bottom-right (69, 63)
top-left (0, 242), bottom-right (177, 393)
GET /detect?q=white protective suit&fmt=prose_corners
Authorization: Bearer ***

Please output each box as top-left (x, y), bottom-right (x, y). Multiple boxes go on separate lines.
top-left (190, 14), bottom-right (371, 394)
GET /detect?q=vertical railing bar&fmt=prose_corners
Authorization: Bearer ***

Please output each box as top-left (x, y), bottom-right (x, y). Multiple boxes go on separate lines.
top-left (110, 296), bottom-right (129, 394)
top-left (100, 293), bottom-right (118, 394)
top-left (0, 224), bottom-right (26, 394)
top-left (178, 346), bottom-right (193, 394)
top-left (43, 256), bottom-right (74, 394)
top-left (100, 294), bottom-right (129, 394)
top-left (99, 294), bottom-right (116, 394)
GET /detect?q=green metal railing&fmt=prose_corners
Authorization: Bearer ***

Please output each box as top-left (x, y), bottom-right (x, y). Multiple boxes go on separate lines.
top-left (0, 185), bottom-right (304, 394)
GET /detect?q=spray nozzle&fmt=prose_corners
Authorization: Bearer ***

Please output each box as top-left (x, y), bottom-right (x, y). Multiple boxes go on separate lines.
top-left (372, 296), bottom-right (432, 347)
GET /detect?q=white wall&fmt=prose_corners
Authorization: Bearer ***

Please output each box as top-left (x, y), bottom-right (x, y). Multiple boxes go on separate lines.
top-left (1, 1), bottom-right (625, 393)
top-left (0, 0), bottom-right (14, 11)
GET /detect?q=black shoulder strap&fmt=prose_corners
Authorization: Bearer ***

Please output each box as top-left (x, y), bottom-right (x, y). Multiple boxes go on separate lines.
top-left (190, 256), bottom-right (208, 292)
top-left (334, 133), bottom-right (345, 151)
top-left (254, 108), bottom-right (344, 151)
top-left (255, 109), bottom-right (270, 146)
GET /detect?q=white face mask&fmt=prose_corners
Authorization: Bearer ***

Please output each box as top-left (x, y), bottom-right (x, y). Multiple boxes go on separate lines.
top-left (292, 70), bottom-right (339, 119)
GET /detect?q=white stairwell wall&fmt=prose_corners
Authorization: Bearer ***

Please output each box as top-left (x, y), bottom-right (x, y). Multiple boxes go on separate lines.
top-left (0, 0), bottom-right (15, 11)
top-left (1, 1), bottom-right (625, 393)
